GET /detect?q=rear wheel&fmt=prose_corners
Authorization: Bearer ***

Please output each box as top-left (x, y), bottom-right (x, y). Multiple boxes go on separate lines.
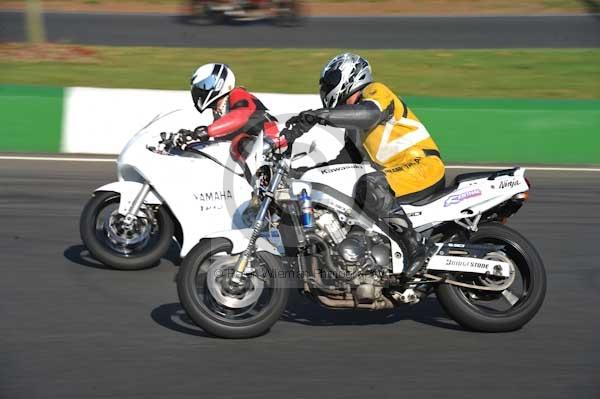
top-left (436, 223), bottom-right (546, 332)
top-left (80, 191), bottom-right (175, 270)
top-left (177, 238), bottom-right (289, 338)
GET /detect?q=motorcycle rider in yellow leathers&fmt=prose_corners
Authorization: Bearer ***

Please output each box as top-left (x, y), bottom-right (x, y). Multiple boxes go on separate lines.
top-left (287, 53), bottom-right (446, 276)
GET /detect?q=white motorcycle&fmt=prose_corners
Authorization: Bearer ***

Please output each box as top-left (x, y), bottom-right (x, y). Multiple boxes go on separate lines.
top-left (79, 111), bottom-right (267, 270)
top-left (176, 122), bottom-right (547, 338)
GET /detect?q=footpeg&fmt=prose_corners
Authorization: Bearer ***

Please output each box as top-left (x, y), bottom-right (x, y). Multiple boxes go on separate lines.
top-left (391, 288), bottom-right (420, 304)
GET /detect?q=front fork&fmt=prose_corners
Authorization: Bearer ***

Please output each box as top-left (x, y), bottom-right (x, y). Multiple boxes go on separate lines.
top-left (122, 183), bottom-right (150, 230)
top-left (231, 164), bottom-right (286, 284)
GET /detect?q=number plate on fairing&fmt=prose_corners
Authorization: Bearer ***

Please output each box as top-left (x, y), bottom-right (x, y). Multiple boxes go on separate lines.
top-left (426, 255), bottom-right (511, 277)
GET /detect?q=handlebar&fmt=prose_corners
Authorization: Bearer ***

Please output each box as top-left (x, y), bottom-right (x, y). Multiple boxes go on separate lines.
top-left (153, 115), bottom-right (307, 159)
top-left (156, 129), bottom-right (210, 153)
top-left (158, 132), bottom-right (177, 152)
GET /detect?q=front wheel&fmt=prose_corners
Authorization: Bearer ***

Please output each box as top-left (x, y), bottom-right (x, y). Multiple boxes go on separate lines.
top-left (80, 191), bottom-right (175, 270)
top-left (436, 223), bottom-right (546, 332)
top-left (177, 238), bottom-right (289, 338)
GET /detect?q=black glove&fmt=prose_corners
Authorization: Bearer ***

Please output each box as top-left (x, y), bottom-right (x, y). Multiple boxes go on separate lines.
top-left (158, 131), bottom-right (177, 151)
top-left (285, 110), bottom-right (321, 133)
top-left (279, 124), bottom-right (304, 155)
top-left (176, 126), bottom-right (209, 148)
top-left (191, 126), bottom-right (209, 142)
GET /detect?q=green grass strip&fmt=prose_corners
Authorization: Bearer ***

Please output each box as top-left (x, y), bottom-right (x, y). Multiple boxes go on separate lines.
top-left (0, 85), bottom-right (63, 152)
top-left (1, 47), bottom-right (599, 99)
top-left (409, 97), bottom-right (600, 164)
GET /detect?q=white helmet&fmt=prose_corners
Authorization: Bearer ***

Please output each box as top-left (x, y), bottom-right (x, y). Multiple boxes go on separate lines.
top-left (190, 63), bottom-right (236, 112)
top-left (319, 53), bottom-right (372, 108)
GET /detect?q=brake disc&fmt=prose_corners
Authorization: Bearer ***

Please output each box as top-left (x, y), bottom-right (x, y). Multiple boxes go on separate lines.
top-left (205, 256), bottom-right (264, 309)
top-left (105, 211), bottom-right (151, 254)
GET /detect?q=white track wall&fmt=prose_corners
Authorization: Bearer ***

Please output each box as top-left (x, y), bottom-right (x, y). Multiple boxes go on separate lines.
top-left (61, 87), bottom-right (330, 155)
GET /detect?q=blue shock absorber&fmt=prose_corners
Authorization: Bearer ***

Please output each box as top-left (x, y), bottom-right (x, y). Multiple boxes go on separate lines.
top-left (299, 189), bottom-right (314, 230)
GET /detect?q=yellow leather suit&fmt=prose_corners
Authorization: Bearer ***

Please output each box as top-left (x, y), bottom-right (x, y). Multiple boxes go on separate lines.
top-left (360, 82), bottom-right (445, 197)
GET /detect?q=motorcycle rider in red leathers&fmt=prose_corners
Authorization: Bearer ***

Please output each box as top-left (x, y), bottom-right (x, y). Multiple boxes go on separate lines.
top-left (178, 63), bottom-right (285, 155)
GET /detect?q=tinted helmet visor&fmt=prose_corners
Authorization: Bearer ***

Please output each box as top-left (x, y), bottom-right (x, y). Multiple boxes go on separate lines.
top-left (191, 74), bottom-right (219, 110)
top-left (191, 86), bottom-right (211, 111)
top-left (319, 69), bottom-right (342, 107)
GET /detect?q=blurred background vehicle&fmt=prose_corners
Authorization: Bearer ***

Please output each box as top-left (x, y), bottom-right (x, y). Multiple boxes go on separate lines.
top-left (188, 0), bottom-right (302, 25)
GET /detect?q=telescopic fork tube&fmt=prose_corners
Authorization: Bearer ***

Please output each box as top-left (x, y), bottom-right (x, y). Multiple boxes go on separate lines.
top-left (231, 159), bottom-right (288, 284)
top-left (123, 183), bottom-right (151, 229)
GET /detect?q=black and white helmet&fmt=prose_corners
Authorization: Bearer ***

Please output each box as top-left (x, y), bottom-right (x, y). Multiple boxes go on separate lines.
top-left (190, 63), bottom-right (235, 112)
top-left (319, 53), bottom-right (372, 108)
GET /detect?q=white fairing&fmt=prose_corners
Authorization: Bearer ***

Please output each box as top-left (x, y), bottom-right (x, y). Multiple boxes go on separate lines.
top-left (204, 229), bottom-right (279, 255)
top-left (300, 163), bottom-right (375, 197)
top-left (94, 110), bottom-right (254, 257)
top-left (402, 168), bottom-right (529, 230)
top-left (299, 162), bottom-right (528, 232)
top-left (96, 181), bottom-right (163, 217)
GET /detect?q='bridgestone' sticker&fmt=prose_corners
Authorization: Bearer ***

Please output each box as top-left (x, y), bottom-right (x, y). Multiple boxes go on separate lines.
top-left (426, 255), bottom-right (510, 277)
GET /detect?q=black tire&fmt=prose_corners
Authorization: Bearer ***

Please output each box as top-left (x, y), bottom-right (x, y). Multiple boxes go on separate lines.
top-left (177, 238), bottom-right (289, 338)
top-left (436, 223), bottom-right (546, 332)
top-left (79, 191), bottom-right (175, 270)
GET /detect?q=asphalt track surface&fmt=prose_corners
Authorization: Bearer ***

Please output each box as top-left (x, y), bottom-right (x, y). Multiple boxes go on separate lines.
top-left (1, 157), bottom-right (599, 399)
top-left (2, 11), bottom-right (600, 48)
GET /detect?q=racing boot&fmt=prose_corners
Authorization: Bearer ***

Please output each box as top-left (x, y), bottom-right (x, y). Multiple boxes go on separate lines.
top-left (382, 215), bottom-right (429, 278)
top-left (400, 228), bottom-right (428, 278)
